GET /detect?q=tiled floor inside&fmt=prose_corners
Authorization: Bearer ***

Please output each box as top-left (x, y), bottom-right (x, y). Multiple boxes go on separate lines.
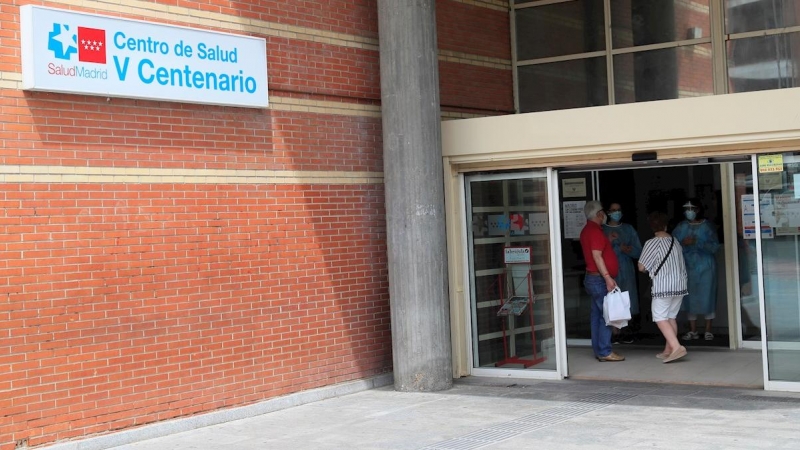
top-left (568, 345), bottom-right (764, 388)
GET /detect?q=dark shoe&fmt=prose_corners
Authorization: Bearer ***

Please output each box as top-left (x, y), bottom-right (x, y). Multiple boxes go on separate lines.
top-left (597, 352), bottom-right (625, 362)
top-left (682, 331), bottom-right (699, 340)
top-left (621, 335), bottom-right (635, 344)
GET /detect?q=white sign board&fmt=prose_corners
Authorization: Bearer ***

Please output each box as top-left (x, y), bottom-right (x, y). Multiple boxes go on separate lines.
top-left (504, 247), bottom-right (532, 264)
top-left (20, 5), bottom-right (268, 108)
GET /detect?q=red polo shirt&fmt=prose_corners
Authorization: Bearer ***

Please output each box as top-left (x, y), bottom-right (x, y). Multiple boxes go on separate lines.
top-left (579, 221), bottom-right (619, 278)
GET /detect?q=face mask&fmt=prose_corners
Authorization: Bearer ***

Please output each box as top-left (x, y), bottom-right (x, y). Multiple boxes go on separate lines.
top-left (609, 211), bottom-right (622, 222)
top-left (684, 210), bottom-right (697, 221)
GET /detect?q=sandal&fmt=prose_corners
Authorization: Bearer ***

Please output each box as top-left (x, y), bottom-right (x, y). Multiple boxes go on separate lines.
top-left (682, 331), bottom-right (699, 341)
top-left (704, 332), bottom-right (714, 341)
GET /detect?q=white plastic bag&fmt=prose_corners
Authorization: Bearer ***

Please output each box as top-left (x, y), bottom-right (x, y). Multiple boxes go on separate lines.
top-left (603, 287), bottom-right (631, 329)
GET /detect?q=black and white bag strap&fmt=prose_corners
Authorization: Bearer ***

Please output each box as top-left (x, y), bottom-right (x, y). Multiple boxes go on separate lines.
top-left (653, 238), bottom-right (675, 277)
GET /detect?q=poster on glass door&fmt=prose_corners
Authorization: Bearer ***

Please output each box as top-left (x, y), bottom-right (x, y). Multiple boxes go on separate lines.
top-left (742, 194), bottom-right (774, 239)
top-left (563, 200), bottom-right (586, 240)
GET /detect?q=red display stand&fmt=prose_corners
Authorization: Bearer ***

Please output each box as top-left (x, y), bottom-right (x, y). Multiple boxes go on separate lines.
top-left (494, 247), bottom-right (546, 368)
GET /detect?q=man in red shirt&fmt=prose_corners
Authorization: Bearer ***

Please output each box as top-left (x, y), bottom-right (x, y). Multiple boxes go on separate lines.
top-left (580, 200), bottom-right (624, 362)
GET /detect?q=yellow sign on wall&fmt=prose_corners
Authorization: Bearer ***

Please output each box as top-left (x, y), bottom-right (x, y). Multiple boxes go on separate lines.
top-left (758, 154), bottom-right (784, 173)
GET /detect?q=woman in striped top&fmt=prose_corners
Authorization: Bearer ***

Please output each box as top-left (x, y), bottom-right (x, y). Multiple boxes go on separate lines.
top-left (638, 212), bottom-right (689, 364)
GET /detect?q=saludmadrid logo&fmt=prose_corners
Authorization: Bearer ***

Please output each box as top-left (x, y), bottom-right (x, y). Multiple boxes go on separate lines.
top-left (47, 22), bottom-right (109, 80)
top-left (44, 19), bottom-right (258, 94)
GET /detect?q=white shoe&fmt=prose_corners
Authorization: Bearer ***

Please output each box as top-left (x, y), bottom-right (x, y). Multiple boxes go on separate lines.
top-left (682, 331), bottom-right (699, 340)
top-left (704, 332), bottom-right (714, 341)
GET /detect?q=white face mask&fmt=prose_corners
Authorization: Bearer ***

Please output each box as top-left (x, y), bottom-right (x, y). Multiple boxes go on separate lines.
top-left (685, 210), bottom-right (697, 221)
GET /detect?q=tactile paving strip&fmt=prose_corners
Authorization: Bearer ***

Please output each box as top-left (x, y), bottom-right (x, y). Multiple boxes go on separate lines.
top-left (420, 392), bottom-right (637, 450)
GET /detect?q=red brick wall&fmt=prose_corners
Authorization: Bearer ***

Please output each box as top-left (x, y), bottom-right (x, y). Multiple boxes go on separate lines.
top-left (1, 182), bottom-right (388, 446)
top-left (0, 0), bottom-right (512, 448)
top-left (437, 0), bottom-right (514, 115)
top-left (437, 0), bottom-right (510, 60)
top-left (439, 61), bottom-right (513, 113)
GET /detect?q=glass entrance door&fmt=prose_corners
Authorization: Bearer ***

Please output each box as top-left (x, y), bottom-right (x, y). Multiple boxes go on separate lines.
top-left (732, 162), bottom-right (761, 347)
top-left (754, 152), bottom-right (800, 390)
top-left (465, 171), bottom-right (560, 376)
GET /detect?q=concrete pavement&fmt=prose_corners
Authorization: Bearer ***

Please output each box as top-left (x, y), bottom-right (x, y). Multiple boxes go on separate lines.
top-left (46, 376), bottom-right (800, 449)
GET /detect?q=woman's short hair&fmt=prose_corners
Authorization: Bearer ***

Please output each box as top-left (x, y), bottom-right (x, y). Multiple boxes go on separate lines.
top-left (648, 211), bottom-right (668, 232)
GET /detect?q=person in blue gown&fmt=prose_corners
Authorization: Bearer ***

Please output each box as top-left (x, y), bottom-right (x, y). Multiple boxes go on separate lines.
top-left (603, 202), bottom-right (642, 342)
top-left (673, 199), bottom-right (720, 341)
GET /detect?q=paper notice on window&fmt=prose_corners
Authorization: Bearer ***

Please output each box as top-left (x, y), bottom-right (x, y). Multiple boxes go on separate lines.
top-left (794, 174), bottom-right (800, 199)
top-left (758, 154), bottom-right (783, 173)
top-left (774, 194), bottom-right (800, 232)
top-left (563, 201), bottom-right (586, 240)
top-left (759, 172), bottom-right (783, 191)
top-left (529, 212), bottom-right (549, 235)
top-left (562, 178), bottom-right (587, 198)
top-left (742, 194), bottom-right (774, 239)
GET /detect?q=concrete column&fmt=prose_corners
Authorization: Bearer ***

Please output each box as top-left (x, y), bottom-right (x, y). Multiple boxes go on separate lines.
top-left (377, 0), bottom-right (452, 392)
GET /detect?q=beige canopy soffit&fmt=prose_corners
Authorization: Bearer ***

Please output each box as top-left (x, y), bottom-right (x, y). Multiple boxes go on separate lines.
top-left (441, 88), bottom-right (800, 171)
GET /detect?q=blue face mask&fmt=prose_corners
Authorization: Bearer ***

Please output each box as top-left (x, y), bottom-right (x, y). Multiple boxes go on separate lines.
top-left (609, 211), bottom-right (622, 222)
top-left (684, 210), bottom-right (697, 221)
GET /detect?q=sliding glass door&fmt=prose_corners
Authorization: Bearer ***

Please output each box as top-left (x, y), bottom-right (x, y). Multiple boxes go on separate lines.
top-left (465, 171), bottom-right (562, 377)
top-left (754, 153), bottom-right (800, 390)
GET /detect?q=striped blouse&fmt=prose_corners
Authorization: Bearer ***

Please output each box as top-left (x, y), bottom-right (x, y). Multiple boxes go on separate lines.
top-left (639, 236), bottom-right (688, 298)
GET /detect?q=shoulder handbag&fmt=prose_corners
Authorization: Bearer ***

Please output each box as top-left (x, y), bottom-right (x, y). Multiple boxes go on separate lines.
top-left (652, 238), bottom-right (675, 277)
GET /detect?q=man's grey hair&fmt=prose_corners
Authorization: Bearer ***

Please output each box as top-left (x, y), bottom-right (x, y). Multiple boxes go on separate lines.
top-left (584, 200), bottom-right (603, 220)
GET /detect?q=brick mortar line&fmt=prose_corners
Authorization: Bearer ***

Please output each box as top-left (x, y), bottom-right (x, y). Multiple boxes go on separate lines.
top-left (0, 165), bottom-right (384, 184)
top-left (442, 111), bottom-right (493, 119)
top-left (0, 74), bottom-right (382, 117)
top-left (452, 0), bottom-right (510, 12)
top-left (1, 71), bottom-right (501, 119)
top-left (439, 50), bottom-right (511, 69)
top-left (46, 0), bottom-right (378, 50)
top-left (268, 96), bottom-right (382, 117)
top-left (26, 0), bottom-right (509, 66)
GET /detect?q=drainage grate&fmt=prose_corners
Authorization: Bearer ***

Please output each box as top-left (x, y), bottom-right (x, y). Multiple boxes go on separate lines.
top-left (420, 394), bottom-right (638, 450)
top-left (486, 421), bottom-right (547, 433)
top-left (458, 429), bottom-right (509, 442)
top-left (516, 412), bottom-right (571, 424)
top-left (423, 439), bottom-right (487, 450)
top-left (542, 406), bottom-right (598, 417)
top-left (576, 392), bottom-right (637, 404)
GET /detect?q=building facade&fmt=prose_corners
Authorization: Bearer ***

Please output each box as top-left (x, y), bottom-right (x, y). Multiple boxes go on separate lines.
top-left (0, 0), bottom-right (511, 448)
top-left (443, 0), bottom-right (800, 391)
top-left (7, 0), bottom-right (800, 448)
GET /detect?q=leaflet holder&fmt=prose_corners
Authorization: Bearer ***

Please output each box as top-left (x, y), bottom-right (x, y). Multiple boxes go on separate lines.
top-left (494, 246), bottom-right (546, 368)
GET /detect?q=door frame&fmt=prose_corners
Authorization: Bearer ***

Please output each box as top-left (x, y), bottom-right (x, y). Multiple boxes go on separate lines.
top-left (458, 157), bottom-right (771, 386)
top-left (751, 154), bottom-right (800, 392)
top-left (559, 159), bottom-right (752, 350)
top-left (463, 170), bottom-right (566, 380)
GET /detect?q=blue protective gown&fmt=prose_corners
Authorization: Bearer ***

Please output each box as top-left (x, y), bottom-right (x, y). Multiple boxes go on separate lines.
top-left (673, 219), bottom-right (720, 316)
top-left (603, 223), bottom-right (643, 315)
